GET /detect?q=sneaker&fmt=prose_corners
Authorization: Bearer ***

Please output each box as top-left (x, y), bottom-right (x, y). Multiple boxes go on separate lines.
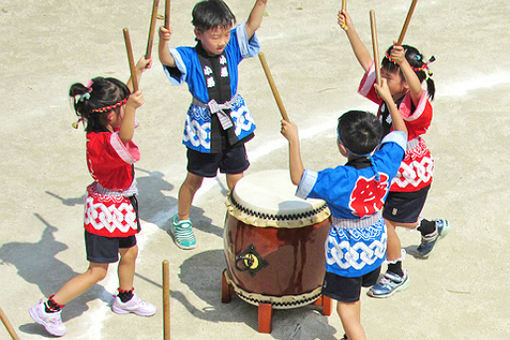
top-left (29, 299), bottom-right (66, 337)
top-left (367, 270), bottom-right (409, 298)
top-left (111, 293), bottom-right (156, 316)
top-left (171, 215), bottom-right (196, 250)
top-left (416, 219), bottom-right (450, 258)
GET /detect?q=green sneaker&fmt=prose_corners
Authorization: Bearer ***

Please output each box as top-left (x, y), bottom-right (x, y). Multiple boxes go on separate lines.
top-left (171, 216), bottom-right (196, 250)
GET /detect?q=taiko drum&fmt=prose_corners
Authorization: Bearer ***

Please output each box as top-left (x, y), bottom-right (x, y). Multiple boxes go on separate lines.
top-left (223, 169), bottom-right (331, 309)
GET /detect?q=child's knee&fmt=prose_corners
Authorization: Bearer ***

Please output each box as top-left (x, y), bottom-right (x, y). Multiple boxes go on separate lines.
top-left (88, 264), bottom-right (108, 282)
top-left (120, 245), bottom-right (138, 262)
top-left (184, 173), bottom-right (203, 188)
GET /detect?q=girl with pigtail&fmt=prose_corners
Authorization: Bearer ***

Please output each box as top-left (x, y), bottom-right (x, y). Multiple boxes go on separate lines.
top-left (338, 8), bottom-right (449, 304)
top-left (29, 57), bottom-right (155, 337)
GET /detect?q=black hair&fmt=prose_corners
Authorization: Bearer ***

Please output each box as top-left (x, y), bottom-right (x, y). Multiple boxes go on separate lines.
top-left (381, 44), bottom-right (436, 101)
top-left (69, 77), bottom-right (130, 133)
top-left (337, 110), bottom-right (383, 155)
top-left (192, 0), bottom-right (236, 32)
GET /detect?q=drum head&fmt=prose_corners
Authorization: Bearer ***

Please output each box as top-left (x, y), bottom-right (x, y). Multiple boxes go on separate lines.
top-left (227, 169), bottom-right (330, 228)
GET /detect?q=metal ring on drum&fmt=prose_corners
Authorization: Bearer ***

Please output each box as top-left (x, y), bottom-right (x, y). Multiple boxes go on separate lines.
top-left (221, 169), bottom-right (333, 333)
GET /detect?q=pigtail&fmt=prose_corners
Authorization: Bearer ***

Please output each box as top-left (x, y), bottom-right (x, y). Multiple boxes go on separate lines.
top-left (426, 77), bottom-right (435, 101)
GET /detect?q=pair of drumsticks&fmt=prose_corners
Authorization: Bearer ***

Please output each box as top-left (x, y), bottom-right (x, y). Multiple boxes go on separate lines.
top-left (263, 0), bottom-right (418, 122)
top-left (123, 0), bottom-right (171, 92)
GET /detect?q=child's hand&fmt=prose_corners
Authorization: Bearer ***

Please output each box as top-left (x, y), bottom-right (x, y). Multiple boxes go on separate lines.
top-left (280, 120), bottom-right (299, 143)
top-left (136, 56), bottom-right (152, 72)
top-left (127, 90), bottom-right (144, 110)
top-left (389, 44), bottom-right (406, 65)
top-left (374, 78), bottom-right (392, 103)
top-left (337, 10), bottom-right (352, 31)
top-left (159, 26), bottom-right (172, 41)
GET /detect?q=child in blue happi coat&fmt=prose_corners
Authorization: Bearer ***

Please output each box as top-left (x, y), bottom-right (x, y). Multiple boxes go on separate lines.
top-left (158, 0), bottom-right (268, 249)
top-left (281, 80), bottom-right (407, 339)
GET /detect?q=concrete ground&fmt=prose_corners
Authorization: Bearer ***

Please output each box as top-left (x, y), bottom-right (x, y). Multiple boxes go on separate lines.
top-left (1, 0), bottom-right (510, 339)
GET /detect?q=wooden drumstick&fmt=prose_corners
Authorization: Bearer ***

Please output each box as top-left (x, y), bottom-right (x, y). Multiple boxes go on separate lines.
top-left (146, 0), bottom-right (160, 59)
top-left (397, 0), bottom-right (418, 45)
top-left (370, 10), bottom-right (381, 87)
top-left (0, 308), bottom-right (20, 340)
top-left (163, 260), bottom-right (170, 340)
top-left (123, 28), bottom-right (138, 92)
top-left (258, 52), bottom-right (290, 122)
top-left (341, 0), bottom-right (348, 30)
top-left (165, 0), bottom-right (171, 30)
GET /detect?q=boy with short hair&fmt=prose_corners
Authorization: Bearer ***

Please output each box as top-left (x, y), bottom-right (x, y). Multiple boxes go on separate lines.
top-left (280, 79), bottom-right (407, 340)
top-left (158, 0), bottom-right (268, 249)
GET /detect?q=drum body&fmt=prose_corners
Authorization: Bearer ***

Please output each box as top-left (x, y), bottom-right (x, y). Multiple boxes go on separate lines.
top-left (223, 169), bottom-right (331, 309)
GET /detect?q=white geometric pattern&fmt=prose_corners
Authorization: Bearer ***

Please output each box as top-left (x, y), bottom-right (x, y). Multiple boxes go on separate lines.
top-left (392, 156), bottom-right (434, 189)
top-left (183, 97), bottom-right (254, 151)
top-left (326, 230), bottom-right (387, 270)
top-left (84, 196), bottom-right (137, 234)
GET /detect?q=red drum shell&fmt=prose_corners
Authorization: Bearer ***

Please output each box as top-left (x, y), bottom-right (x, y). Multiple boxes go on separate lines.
top-left (224, 213), bottom-right (330, 298)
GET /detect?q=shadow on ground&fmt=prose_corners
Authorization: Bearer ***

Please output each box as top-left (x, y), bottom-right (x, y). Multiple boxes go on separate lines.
top-left (1, 214), bottom-right (110, 336)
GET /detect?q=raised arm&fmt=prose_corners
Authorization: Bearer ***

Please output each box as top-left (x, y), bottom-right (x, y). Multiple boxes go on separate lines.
top-left (280, 120), bottom-right (305, 185)
top-left (245, 0), bottom-right (268, 39)
top-left (390, 44), bottom-right (422, 105)
top-left (338, 10), bottom-right (373, 73)
top-left (158, 26), bottom-right (176, 67)
top-left (374, 79), bottom-right (408, 136)
top-left (126, 56), bottom-right (152, 93)
top-left (119, 89), bottom-right (144, 143)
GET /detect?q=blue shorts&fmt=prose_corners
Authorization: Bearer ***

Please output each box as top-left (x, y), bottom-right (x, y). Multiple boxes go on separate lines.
top-left (322, 267), bottom-right (381, 303)
top-left (85, 231), bottom-right (137, 264)
top-left (186, 145), bottom-right (250, 178)
top-left (383, 186), bottom-right (430, 223)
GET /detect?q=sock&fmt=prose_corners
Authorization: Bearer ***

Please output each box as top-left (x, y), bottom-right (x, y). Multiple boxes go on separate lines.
top-left (45, 295), bottom-right (64, 313)
top-left (117, 288), bottom-right (134, 303)
top-left (387, 261), bottom-right (404, 277)
top-left (417, 218), bottom-right (436, 237)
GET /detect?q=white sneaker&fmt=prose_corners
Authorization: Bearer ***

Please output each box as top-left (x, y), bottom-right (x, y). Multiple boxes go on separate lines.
top-left (111, 293), bottom-right (156, 316)
top-left (29, 299), bottom-right (66, 337)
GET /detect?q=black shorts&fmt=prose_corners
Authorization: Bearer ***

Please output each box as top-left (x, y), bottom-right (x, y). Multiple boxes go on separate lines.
top-left (186, 145), bottom-right (250, 178)
top-left (322, 268), bottom-right (380, 303)
top-left (85, 231), bottom-right (137, 263)
top-left (383, 186), bottom-right (430, 223)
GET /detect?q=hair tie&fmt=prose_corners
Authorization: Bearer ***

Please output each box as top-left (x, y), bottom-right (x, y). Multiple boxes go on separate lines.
top-left (78, 92), bottom-right (90, 102)
top-left (86, 80), bottom-right (94, 91)
top-left (72, 118), bottom-right (84, 129)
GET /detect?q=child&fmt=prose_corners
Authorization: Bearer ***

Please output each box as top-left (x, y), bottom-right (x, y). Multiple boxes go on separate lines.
top-left (29, 58), bottom-right (156, 337)
top-left (338, 9), bottom-right (450, 298)
top-left (280, 79), bottom-right (407, 340)
top-left (158, 0), bottom-right (268, 250)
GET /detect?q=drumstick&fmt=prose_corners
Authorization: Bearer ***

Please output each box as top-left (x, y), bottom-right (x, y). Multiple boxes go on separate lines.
top-left (342, 0), bottom-right (346, 11)
top-left (123, 28), bottom-right (138, 92)
top-left (370, 10), bottom-right (381, 86)
top-left (162, 260), bottom-right (170, 340)
top-left (258, 52), bottom-right (290, 122)
top-left (0, 308), bottom-right (20, 340)
top-left (146, 0), bottom-right (160, 59)
top-left (165, 0), bottom-right (171, 30)
top-left (396, 0), bottom-right (418, 45)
